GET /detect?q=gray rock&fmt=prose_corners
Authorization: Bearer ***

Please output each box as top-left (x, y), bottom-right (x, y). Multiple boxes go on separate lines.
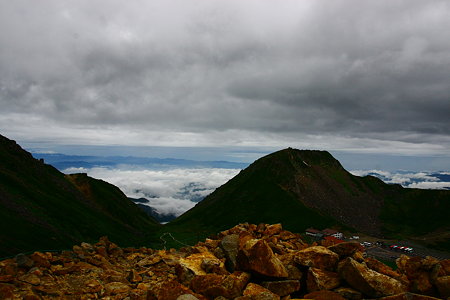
top-left (220, 234), bottom-right (239, 272)
top-left (15, 253), bottom-right (34, 269)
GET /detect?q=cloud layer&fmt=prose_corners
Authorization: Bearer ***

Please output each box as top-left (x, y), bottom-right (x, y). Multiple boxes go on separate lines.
top-left (1, 1), bottom-right (450, 154)
top-left (63, 166), bottom-right (240, 216)
top-left (350, 170), bottom-right (450, 190)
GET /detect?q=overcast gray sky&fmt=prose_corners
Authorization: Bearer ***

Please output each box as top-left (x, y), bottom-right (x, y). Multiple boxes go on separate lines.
top-left (1, 0), bottom-right (450, 159)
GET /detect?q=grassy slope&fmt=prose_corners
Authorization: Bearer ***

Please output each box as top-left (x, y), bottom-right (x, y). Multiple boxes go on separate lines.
top-left (0, 135), bottom-right (160, 257)
top-left (380, 187), bottom-right (450, 250)
top-left (167, 148), bottom-right (450, 252)
top-left (166, 149), bottom-right (344, 245)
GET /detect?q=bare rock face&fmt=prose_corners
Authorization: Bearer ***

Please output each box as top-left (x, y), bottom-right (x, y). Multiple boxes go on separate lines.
top-left (338, 257), bottom-right (407, 298)
top-left (294, 246), bottom-right (339, 271)
top-left (307, 267), bottom-right (340, 292)
top-left (237, 239), bottom-right (288, 278)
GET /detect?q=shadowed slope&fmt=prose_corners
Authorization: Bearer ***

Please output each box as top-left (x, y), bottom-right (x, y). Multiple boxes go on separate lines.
top-left (0, 134), bottom-right (160, 257)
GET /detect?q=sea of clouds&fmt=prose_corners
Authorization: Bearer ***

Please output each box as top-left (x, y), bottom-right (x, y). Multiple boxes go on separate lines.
top-left (350, 170), bottom-right (450, 190)
top-left (63, 166), bottom-right (240, 217)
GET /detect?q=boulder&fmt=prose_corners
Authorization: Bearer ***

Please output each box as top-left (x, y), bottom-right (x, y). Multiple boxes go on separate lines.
top-left (294, 246), bottom-right (339, 271)
top-left (237, 239), bottom-right (288, 278)
top-left (15, 254), bottom-right (34, 269)
top-left (104, 281), bottom-right (131, 295)
top-left (177, 294), bottom-right (200, 300)
top-left (328, 242), bottom-right (364, 258)
top-left (0, 275), bottom-right (13, 283)
top-left (307, 267), bottom-right (340, 292)
top-left (396, 255), bottom-right (439, 295)
top-left (176, 264), bottom-right (196, 286)
top-left (127, 269), bottom-right (143, 283)
top-left (18, 273), bottom-right (40, 285)
top-left (30, 252), bottom-right (51, 268)
top-left (303, 290), bottom-right (346, 300)
top-left (261, 280), bottom-right (300, 296)
top-left (338, 257), bottom-right (406, 298)
top-left (352, 250), bottom-right (365, 263)
top-left (149, 280), bottom-right (206, 300)
top-left (220, 234), bottom-right (240, 272)
top-left (80, 242), bottom-right (94, 251)
top-left (180, 251), bottom-right (226, 275)
top-left (137, 254), bottom-right (162, 267)
top-left (435, 275), bottom-right (450, 299)
top-left (0, 283), bottom-right (16, 299)
top-left (243, 283), bottom-right (280, 300)
top-left (365, 257), bottom-right (409, 285)
top-left (190, 272), bottom-right (250, 299)
top-left (333, 287), bottom-right (362, 300)
top-left (439, 259), bottom-right (450, 276)
top-left (378, 292), bottom-right (444, 299)
top-left (263, 224), bottom-right (283, 236)
top-left (285, 264), bottom-right (303, 280)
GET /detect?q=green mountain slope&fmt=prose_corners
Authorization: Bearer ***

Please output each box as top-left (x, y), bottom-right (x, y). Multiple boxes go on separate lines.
top-left (169, 148), bottom-right (450, 250)
top-left (0, 134), bottom-right (160, 257)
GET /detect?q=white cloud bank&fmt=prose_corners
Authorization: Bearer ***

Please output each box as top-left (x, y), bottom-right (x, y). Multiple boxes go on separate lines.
top-left (63, 166), bottom-right (240, 216)
top-left (350, 170), bottom-right (450, 190)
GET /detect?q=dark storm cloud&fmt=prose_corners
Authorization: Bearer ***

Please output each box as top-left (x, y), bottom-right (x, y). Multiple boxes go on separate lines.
top-left (1, 0), bottom-right (449, 153)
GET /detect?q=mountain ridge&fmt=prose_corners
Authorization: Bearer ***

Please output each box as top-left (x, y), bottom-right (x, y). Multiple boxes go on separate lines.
top-left (0, 134), bottom-right (160, 257)
top-left (169, 148), bottom-right (450, 251)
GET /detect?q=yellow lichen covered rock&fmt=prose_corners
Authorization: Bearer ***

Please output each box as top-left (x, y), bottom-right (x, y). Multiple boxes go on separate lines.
top-left (338, 257), bottom-right (407, 298)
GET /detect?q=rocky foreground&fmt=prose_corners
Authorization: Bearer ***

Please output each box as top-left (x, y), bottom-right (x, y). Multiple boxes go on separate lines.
top-left (1, 224), bottom-right (450, 299)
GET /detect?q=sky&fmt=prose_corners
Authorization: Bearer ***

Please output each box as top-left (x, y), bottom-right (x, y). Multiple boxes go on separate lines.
top-left (1, 0), bottom-right (450, 170)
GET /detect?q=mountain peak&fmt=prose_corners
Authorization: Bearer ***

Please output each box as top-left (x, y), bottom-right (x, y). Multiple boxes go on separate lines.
top-left (266, 148), bottom-right (340, 166)
top-left (171, 148), bottom-right (389, 236)
top-left (241, 148), bottom-right (345, 185)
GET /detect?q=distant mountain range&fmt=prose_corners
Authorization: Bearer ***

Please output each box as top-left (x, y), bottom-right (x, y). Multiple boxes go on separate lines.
top-left (31, 152), bottom-right (249, 170)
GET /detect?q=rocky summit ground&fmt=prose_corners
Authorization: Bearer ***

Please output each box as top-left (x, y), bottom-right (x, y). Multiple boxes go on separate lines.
top-left (1, 223), bottom-right (450, 300)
